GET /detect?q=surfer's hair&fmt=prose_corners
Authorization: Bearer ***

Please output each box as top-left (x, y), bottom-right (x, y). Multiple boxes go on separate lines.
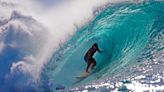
top-left (93, 43), bottom-right (98, 46)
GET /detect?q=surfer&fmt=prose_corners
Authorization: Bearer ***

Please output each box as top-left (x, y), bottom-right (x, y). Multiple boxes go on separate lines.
top-left (84, 43), bottom-right (101, 73)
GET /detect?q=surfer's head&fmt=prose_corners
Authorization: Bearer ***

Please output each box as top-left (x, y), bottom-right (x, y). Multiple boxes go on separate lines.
top-left (93, 43), bottom-right (98, 49)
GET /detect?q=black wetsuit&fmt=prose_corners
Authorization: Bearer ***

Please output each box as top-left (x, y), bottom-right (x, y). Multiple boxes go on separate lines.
top-left (84, 44), bottom-right (101, 72)
top-left (84, 48), bottom-right (97, 63)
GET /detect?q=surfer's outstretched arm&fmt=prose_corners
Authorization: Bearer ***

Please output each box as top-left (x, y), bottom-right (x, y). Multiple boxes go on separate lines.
top-left (97, 45), bottom-right (101, 53)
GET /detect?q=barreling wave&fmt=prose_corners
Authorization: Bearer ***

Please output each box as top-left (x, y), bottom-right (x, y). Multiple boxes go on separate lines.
top-left (41, 1), bottom-right (164, 91)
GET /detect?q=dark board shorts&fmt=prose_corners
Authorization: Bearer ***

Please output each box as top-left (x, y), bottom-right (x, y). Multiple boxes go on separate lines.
top-left (84, 56), bottom-right (95, 64)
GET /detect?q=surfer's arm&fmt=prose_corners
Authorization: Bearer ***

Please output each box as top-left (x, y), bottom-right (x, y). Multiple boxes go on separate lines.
top-left (97, 46), bottom-right (101, 53)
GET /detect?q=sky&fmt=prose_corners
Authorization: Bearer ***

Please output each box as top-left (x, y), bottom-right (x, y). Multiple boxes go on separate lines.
top-left (36, 0), bottom-right (65, 6)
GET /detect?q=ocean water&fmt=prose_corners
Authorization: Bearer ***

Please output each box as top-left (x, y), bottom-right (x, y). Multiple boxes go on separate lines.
top-left (0, 0), bottom-right (164, 92)
top-left (41, 1), bottom-right (164, 92)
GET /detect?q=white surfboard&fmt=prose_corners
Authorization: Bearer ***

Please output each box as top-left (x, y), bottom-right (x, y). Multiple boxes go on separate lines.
top-left (75, 63), bottom-right (94, 78)
top-left (76, 72), bottom-right (91, 78)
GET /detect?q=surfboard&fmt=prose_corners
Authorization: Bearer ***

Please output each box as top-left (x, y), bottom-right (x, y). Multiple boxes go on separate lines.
top-left (75, 71), bottom-right (91, 78)
top-left (75, 63), bottom-right (93, 79)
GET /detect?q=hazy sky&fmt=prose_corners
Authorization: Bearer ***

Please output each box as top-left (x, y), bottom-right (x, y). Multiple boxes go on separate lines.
top-left (36, 0), bottom-right (65, 6)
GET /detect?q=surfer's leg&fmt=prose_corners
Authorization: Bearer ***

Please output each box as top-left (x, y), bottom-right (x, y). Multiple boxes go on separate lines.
top-left (85, 57), bottom-right (91, 72)
top-left (86, 63), bottom-right (91, 73)
top-left (91, 58), bottom-right (96, 70)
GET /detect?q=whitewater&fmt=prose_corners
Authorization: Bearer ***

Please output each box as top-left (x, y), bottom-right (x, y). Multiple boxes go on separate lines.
top-left (0, 0), bottom-right (164, 92)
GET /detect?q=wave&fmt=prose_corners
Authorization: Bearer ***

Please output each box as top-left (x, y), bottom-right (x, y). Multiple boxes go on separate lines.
top-left (0, 0), bottom-right (130, 91)
top-left (41, 1), bottom-right (164, 91)
top-left (0, 0), bottom-right (163, 92)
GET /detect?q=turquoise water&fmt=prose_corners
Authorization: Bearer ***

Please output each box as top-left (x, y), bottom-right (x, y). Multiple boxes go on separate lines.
top-left (41, 1), bottom-right (164, 91)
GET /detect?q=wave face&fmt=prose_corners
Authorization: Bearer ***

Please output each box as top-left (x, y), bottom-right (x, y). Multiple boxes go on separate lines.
top-left (41, 1), bottom-right (164, 91)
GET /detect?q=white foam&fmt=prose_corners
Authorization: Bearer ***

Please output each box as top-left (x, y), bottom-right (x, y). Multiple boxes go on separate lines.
top-left (0, 0), bottom-right (140, 81)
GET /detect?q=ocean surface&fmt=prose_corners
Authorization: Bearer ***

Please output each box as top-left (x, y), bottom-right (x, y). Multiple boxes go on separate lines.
top-left (0, 0), bottom-right (164, 92)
